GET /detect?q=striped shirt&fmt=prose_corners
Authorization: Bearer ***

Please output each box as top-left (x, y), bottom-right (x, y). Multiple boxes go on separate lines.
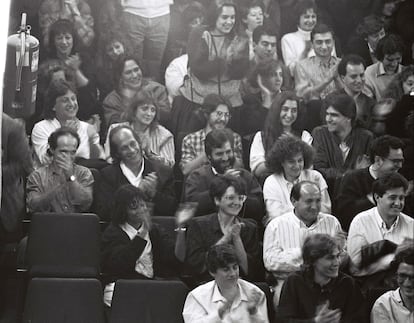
top-left (263, 211), bottom-right (342, 273)
top-left (348, 207), bottom-right (414, 277)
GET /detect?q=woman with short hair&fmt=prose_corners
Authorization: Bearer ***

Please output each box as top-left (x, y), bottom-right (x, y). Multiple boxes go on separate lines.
top-left (104, 91), bottom-right (175, 167)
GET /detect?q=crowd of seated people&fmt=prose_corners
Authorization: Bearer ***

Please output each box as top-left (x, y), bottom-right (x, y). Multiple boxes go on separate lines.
top-left (2, 0), bottom-right (414, 321)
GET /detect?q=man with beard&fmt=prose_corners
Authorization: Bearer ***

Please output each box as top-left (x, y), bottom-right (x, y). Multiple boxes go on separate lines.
top-left (183, 129), bottom-right (264, 223)
top-left (336, 54), bottom-right (376, 130)
top-left (184, 175), bottom-right (262, 284)
top-left (348, 172), bottom-right (414, 288)
top-left (335, 135), bottom-right (406, 231)
top-left (180, 94), bottom-right (243, 176)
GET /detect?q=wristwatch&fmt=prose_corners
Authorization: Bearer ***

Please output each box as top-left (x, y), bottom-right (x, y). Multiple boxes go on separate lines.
top-left (67, 175), bottom-right (76, 182)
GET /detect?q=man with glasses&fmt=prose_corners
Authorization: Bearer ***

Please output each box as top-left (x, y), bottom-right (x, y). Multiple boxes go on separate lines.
top-left (348, 172), bottom-right (414, 290)
top-left (336, 135), bottom-right (406, 231)
top-left (371, 246), bottom-right (414, 322)
top-left (263, 181), bottom-right (345, 305)
top-left (180, 94), bottom-right (243, 176)
top-left (183, 128), bottom-right (264, 223)
top-left (184, 174), bottom-right (262, 284)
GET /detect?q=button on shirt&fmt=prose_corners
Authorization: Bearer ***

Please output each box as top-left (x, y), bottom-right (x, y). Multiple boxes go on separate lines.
top-left (348, 207), bottom-right (414, 277)
top-left (183, 279), bottom-right (269, 323)
top-left (263, 211), bottom-right (342, 274)
top-left (371, 288), bottom-right (414, 323)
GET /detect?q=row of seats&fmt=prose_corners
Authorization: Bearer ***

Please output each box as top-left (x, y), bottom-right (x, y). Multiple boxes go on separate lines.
top-left (21, 212), bottom-right (274, 322)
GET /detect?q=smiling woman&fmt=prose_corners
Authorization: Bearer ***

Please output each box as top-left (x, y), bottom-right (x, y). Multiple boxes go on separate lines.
top-left (104, 91), bottom-right (175, 167)
top-left (31, 80), bottom-right (104, 166)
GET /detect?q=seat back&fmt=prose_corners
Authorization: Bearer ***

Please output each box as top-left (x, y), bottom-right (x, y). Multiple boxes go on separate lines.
top-left (110, 279), bottom-right (189, 323)
top-left (254, 281), bottom-right (275, 322)
top-left (22, 277), bottom-right (105, 323)
top-left (27, 212), bottom-right (100, 278)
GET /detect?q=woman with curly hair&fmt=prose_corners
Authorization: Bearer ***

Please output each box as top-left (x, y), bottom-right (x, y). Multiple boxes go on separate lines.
top-left (249, 91), bottom-right (312, 182)
top-left (263, 135), bottom-right (330, 224)
top-left (104, 90), bottom-right (175, 167)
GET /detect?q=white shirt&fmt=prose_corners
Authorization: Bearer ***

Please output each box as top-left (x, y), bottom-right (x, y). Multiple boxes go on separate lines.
top-left (348, 207), bottom-right (414, 277)
top-left (121, 0), bottom-right (172, 18)
top-left (31, 118), bottom-right (93, 165)
top-left (183, 279), bottom-right (269, 323)
top-left (249, 130), bottom-right (313, 175)
top-left (263, 211), bottom-right (342, 273)
top-left (120, 160), bottom-right (145, 187)
top-left (263, 169), bottom-right (331, 223)
top-left (371, 288), bottom-right (414, 323)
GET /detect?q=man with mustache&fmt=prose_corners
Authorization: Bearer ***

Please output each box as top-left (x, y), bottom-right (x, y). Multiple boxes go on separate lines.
top-left (180, 94), bottom-right (243, 176)
top-left (183, 129), bottom-right (264, 223)
top-left (348, 172), bottom-right (414, 288)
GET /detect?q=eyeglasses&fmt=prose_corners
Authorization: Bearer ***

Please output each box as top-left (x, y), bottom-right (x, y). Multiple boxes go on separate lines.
top-left (385, 157), bottom-right (404, 165)
top-left (222, 195), bottom-right (247, 203)
top-left (397, 273), bottom-right (414, 283)
top-left (214, 111), bottom-right (231, 119)
top-left (128, 199), bottom-right (147, 210)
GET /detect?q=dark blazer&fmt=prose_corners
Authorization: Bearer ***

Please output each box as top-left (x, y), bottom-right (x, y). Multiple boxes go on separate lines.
top-left (185, 213), bottom-right (263, 283)
top-left (183, 165), bottom-right (265, 223)
top-left (101, 223), bottom-right (179, 283)
top-left (96, 158), bottom-right (177, 221)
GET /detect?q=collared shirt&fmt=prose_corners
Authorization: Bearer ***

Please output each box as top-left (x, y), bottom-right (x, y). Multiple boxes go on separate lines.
top-left (263, 211), bottom-right (342, 273)
top-left (249, 130), bottom-right (313, 174)
top-left (180, 128), bottom-right (242, 171)
top-left (294, 55), bottom-right (341, 101)
top-left (26, 163), bottom-right (94, 213)
top-left (120, 222), bottom-right (154, 278)
top-left (183, 279), bottom-right (269, 323)
top-left (31, 118), bottom-right (96, 166)
top-left (348, 207), bottom-right (414, 276)
top-left (262, 169), bottom-right (331, 222)
top-left (120, 160), bottom-right (145, 187)
top-left (371, 288), bottom-right (414, 323)
top-left (364, 62), bottom-right (404, 100)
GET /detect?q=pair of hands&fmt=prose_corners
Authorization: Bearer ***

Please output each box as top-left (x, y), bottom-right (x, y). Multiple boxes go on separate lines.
top-left (65, 53), bottom-right (82, 70)
top-left (220, 220), bottom-right (244, 244)
top-left (218, 289), bottom-right (262, 318)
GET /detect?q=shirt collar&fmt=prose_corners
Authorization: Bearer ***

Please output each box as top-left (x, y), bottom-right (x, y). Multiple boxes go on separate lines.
top-left (120, 222), bottom-right (138, 240)
top-left (377, 62), bottom-right (403, 77)
top-left (292, 210), bottom-right (322, 228)
top-left (297, 27), bottom-right (311, 40)
top-left (315, 55), bottom-right (337, 69)
top-left (211, 281), bottom-right (247, 303)
top-left (120, 159), bottom-right (145, 182)
top-left (373, 207), bottom-right (400, 230)
top-left (211, 166), bottom-right (219, 175)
